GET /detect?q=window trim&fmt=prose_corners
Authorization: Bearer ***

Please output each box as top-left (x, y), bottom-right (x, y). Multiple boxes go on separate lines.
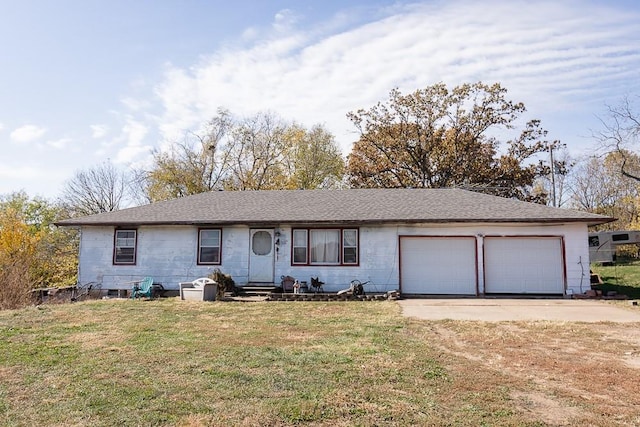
top-left (292, 229), bottom-right (308, 264)
top-left (291, 227), bottom-right (359, 266)
top-left (342, 229), bottom-right (359, 265)
top-left (197, 228), bottom-right (222, 265)
top-left (113, 229), bottom-right (137, 265)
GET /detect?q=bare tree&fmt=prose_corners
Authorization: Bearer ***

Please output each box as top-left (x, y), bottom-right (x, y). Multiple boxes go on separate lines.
top-left (128, 169), bottom-right (154, 206)
top-left (594, 95), bottom-right (640, 181)
top-left (535, 146), bottom-right (573, 207)
top-left (144, 110), bottom-right (345, 198)
top-left (61, 160), bottom-right (130, 216)
top-left (569, 152), bottom-right (640, 229)
top-left (222, 111), bottom-right (288, 190)
top-left (145, 135), bottom-right (227, 200)
top-left (144, 109), bottom-right (234, 201)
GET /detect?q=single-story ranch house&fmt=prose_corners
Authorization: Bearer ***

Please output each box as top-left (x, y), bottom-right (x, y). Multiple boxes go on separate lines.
top-left (56, 188), bottom-right (613, 297)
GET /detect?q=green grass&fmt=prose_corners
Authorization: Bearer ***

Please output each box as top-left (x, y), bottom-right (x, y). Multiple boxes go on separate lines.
top-left (590, 259), bottom-right (640, 299)
top-left (0, 298), bottom-right (542, 427)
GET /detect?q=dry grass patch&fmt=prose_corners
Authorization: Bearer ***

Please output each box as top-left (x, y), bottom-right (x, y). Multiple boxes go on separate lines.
top-left (511, 391), bottom-right (581, 426)
top-left (420, 320), bottom-right (640, 426)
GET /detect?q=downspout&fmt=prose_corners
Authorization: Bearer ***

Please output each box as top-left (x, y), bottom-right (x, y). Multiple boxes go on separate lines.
top-left (578, 255), bottom-right (585, 294)
top-left (76, 227), bottom-right (83, 286)
top-left (476, 233), bottom-right (484, 296)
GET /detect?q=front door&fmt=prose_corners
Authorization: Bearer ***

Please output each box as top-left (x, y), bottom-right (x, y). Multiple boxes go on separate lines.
top-left (249, 229), bottom-right (275, 283)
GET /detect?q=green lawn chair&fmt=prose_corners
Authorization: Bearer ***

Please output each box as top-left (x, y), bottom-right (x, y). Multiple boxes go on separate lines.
top-left (131, 277), bottom-right (154, 299)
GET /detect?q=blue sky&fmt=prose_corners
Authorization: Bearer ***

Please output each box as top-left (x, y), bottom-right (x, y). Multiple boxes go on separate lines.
top-left (1, 0), bottom-right (639, 198)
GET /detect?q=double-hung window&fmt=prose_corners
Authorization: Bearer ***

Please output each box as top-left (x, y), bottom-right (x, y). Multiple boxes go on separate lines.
top-left (292, 229), bottom-right (308, 264)
top-left (292, 228), bottom-right (358, 266)
top-left (113, 229), bottom-right (137, 265)
top-left (342, 229), bottom-right (358, 264)
top-left (198, 229), bottom-right (222, 264)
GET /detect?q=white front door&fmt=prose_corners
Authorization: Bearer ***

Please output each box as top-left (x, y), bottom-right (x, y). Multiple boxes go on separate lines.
top-left (249, 229), bottom-right (275, 283)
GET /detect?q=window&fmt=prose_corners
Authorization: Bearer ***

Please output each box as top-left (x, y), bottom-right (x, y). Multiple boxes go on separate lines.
top-left (292, 228), bottom-right (358, 266)
top-left (198, 229), bottom-right (222, 264)
top-left (114, 229), bottom-right (136, 265)
top-left (293, 229), bottom-right (308, 264)
top-left (343, 229), bottom-right (358, 264)
top-left (252, 231), bottom-right (272, 255)
top-left (311, 229), bottom-right (340, 264)
top-left (612, 233), bottom-right (629, 242)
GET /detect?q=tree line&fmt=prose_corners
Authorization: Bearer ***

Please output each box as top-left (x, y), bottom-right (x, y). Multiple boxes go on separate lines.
top-left (0, 192), bottom-right (77, 308)
top-left (64, 82), bottom-right (565, 213)
top-left (1, 81), bottom-right (638, 307)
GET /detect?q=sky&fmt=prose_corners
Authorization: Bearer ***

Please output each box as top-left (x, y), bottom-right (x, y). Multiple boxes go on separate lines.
top-left (1, 0), bottom-right (639, 199)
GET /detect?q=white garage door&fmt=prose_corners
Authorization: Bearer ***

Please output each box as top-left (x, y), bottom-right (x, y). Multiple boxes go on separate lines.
top-left (484, 237), bottom-right (564, 294)
top-left (400, 237), bottom-right (477, 295)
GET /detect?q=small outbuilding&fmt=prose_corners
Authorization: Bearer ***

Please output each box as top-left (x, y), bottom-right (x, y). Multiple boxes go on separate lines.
top-left (56, 188), bottom-right (613, 297)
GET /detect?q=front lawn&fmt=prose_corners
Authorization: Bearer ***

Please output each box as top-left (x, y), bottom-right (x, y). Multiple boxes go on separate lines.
top-left (1, 298), bottom-right (639, 426)
top-left (591, 259), bottom-right (640, 299)
top-left (0, 300), bottom-right (449, 426)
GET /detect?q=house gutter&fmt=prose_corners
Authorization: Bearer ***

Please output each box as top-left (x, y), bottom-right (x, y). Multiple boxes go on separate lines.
top-left (55, 216), bottom-right (615, 228)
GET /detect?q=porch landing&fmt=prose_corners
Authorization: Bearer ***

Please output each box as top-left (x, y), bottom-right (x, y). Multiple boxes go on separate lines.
top-left (237, 283), bottom-right (278, 296)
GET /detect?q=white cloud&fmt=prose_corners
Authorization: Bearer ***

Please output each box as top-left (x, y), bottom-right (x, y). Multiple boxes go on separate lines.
top-left (90, 124), bottom-right (109, 139)
top-left (273, 9), bottom-right (298, 33)
top-left (241, 26), bottom-right (259, 41)
top-left (0, 163), bottom-right (40, 194)
top-left (121, 96), bottom-right (152, 112)
top-left (0, 157), bottom-right (74, 196)
top-left (10, 124), bottom-right (47, 143)
top-left (0, 163), bottom-right (37, 178)
top-left (115, 118), bottom-right (152, 163)
top-left (154, 65), bottom-right (200, 142)
top-left (147, 0), bottom-right (639, 156)
top-left (46, 138), bottom-right (73, 150)
top-left (4, 0), bottom-right (639, 198)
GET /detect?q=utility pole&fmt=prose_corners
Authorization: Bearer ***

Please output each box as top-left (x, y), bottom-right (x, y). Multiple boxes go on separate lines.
top-left (549, 144), bottom-right (557, 207)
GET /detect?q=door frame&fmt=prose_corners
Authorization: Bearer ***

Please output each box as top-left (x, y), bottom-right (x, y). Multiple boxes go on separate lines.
top-left (248, 228), bottom-right (275, 283)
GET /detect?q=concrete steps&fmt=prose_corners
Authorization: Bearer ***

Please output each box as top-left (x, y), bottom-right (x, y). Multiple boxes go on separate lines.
top-left (236, 283), bottom-right (278, 296)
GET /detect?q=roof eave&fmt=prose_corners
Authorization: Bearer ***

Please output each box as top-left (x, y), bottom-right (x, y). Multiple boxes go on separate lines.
top-left (55, 216), bottom-right (615, 227)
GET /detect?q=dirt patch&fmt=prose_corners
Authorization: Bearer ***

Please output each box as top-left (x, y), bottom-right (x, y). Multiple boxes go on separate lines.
top-left (422, 321), bottom-right (640, 425)
top-left (511, 390), bottom-right (581, 426)
top-left (596, 324), bottom-right (640, 370)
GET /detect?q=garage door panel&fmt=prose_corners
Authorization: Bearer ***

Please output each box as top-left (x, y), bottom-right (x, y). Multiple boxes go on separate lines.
top-left (484, 237), bottom-right (564, 294)
top-left (401, 237), bottom-right (477, 295)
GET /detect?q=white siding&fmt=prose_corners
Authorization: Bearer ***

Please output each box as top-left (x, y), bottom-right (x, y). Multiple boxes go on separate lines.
top-left (273, 226), bottom-right (400, 294)
top-left (78, 225), bottom-right (251, 290)
top-left (77, 222), bottom-right (591, 296)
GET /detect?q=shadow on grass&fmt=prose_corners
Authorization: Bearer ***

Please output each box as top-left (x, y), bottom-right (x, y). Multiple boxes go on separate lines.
top-left (591, 283), bottom-right (640, 299)
top-left (590, 258), bottom-right (640, 299)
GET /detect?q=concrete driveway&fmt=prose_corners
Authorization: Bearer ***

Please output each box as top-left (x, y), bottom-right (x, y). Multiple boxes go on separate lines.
top-left (398, 298), bottom-right (640, 322)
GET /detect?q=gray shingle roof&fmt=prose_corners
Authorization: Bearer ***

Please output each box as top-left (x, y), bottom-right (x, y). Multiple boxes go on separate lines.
top-left (55, 188), bottom-right (613, 227)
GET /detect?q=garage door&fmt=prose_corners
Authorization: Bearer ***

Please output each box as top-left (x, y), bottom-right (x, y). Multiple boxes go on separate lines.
top-left (400, 237), bottom-right (477, 295)
top-left (484, 237), bottom-right (564, 294)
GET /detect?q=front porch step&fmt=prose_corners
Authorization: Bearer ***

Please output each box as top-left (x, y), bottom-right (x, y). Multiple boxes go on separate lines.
top-left (237, 283), bottom-right (278, 296)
